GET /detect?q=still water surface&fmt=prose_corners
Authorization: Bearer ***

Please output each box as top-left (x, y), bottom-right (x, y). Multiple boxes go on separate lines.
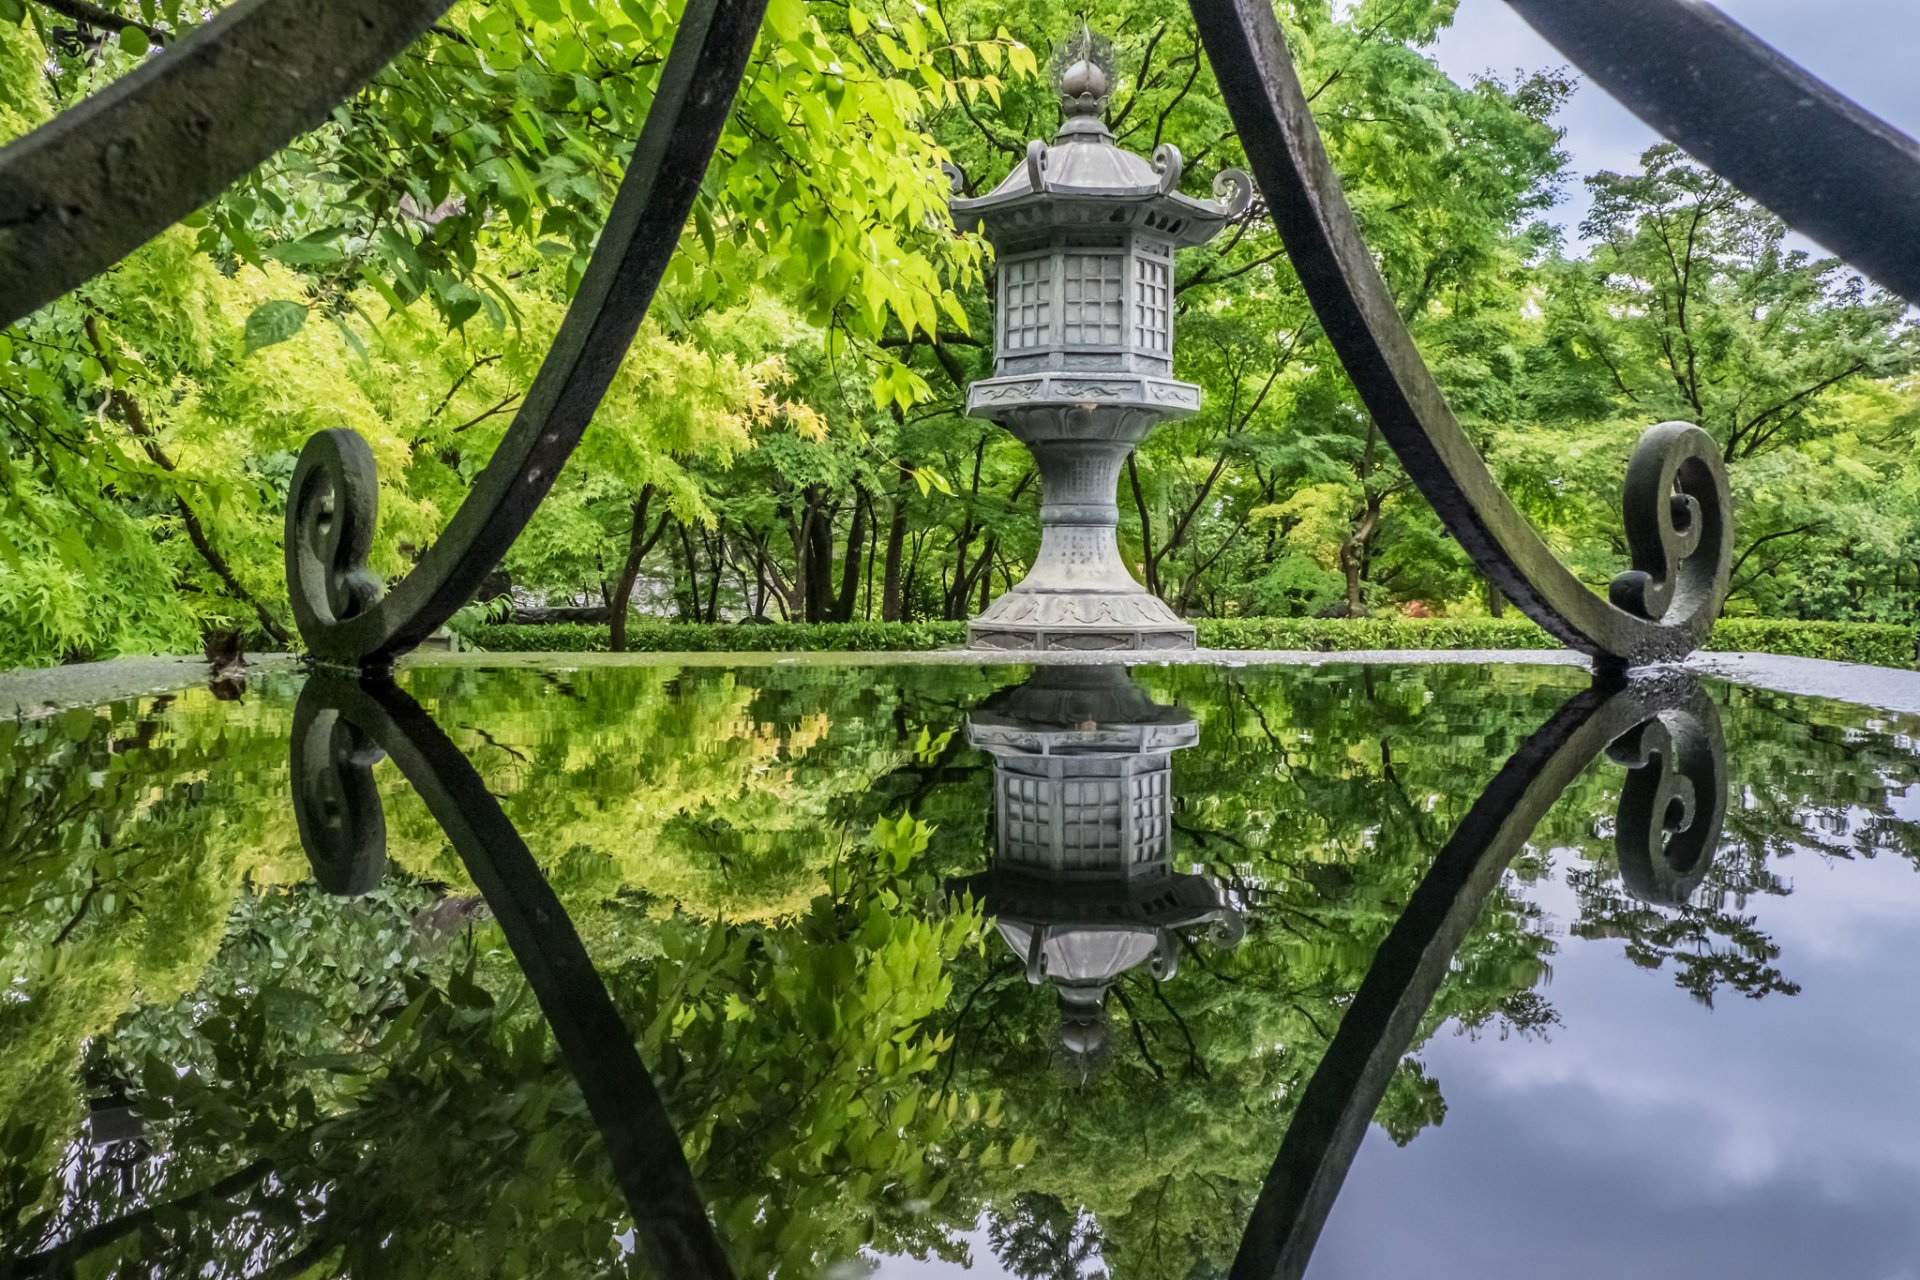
top-left (1, 660), bottom-right (1916, 1278)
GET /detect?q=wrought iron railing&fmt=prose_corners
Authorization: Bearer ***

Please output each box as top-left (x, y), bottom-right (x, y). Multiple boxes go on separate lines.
top-left (1, 0), bottom-right (1910, 668)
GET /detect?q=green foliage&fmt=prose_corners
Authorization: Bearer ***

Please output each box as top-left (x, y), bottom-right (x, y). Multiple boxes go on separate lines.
top-left (1702, 618), bottom-right (1916, 668)
top-left (465, 618), bottom-right (970, 652)
top-left (457, 616), bottom-right (1919, 667)
top-left (239, 299), bottom-right (308, 354)
top-left (1198, 616), bottom-right (1560, 652)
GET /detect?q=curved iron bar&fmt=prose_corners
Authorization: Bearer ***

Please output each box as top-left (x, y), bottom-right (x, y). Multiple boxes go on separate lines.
top-left (1190, 2), bottom-right (1733, 667)
top-left (286, 0), bottom-right (767, 671)
top-left (291, 673), bottom-right (735, 1278)
top-left (0, 0), bottom-right (456, 329)
top-left (1228, 670), bottom-right (1727, 1280)
top-left (1504, 0), bottom-right (1920, 308)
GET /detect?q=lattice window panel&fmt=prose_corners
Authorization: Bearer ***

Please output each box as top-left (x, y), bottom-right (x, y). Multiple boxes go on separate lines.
top-left (1060, 777), bottom-right (1126, 865)
top-left (1133, 253), bottom-right (1172, 352)
top-left (1130, 772), bottom-right (1169, 863)
top-left (1000, 256), bottom-right (1053, 351)
top-left (1062, 253), bottom-right (1125, 346)
top-left (1002, 773), bottom-right (1051, 852)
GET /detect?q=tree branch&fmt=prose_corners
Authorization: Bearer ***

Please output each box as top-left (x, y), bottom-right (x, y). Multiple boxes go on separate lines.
top-left (30, 0), bottom-right (164, 42)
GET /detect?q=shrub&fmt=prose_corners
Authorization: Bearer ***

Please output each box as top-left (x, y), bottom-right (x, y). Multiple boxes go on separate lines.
top-left (460, 616), bottom-right (1918, 669)
top-left (463, 620), bottom-right (967, 654)
top-left (1703, 619), bottom-right (1915, 669)
top-left (1194, 617), bottom-right (1560, 652)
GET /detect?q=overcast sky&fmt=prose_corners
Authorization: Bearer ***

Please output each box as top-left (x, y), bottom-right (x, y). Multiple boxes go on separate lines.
top-left (1429, 0), bottom-right (1920, 238)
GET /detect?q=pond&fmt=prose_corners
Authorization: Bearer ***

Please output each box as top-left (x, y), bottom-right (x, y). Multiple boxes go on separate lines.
top-left (3, 657), bottom-right (1918, 1279)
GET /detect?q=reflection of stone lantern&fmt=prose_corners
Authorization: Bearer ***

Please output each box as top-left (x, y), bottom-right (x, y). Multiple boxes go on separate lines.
top-left (950, 32), bottom-right (1251, 651)
top-left (950, 667), bottom-right (1243, 1071)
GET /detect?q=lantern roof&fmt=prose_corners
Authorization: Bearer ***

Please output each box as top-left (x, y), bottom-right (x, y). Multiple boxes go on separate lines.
top-left (947, 27), bottom-right (1252, 247)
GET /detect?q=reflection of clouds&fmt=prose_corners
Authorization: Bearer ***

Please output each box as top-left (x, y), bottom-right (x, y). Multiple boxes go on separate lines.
top-left (1432, 0), bottom-right (1920, 243)
top-left (1760, 845), bottom-right (1920, 963)
top-left (1318, 849), bottom-right (1920, 1278)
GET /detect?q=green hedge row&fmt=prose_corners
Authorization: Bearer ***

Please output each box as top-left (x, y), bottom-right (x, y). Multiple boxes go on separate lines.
top-left (460, 616), bottom-right (1918, 668)
top-left (464, 620), bottom-right (969, 653)
top-left (1701, 618), bottom-right (1916, 668)
top-left (1195, 617), bottom-right (1560, 651)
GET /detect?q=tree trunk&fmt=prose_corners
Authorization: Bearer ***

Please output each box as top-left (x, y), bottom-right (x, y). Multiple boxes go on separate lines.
top-left (881, 465), bottom-right (913, 621)
top-left (609, 486), bottom-right (668, 652)
top-left (789, 503), bottom-right (814, 622)
top-left (1337, 492), bottom-right (1385, 618)
top-left (805, 490), bottom-right (835, 622)
top-left (702, 522), bottom-right (726, 622)
top-left (1128, 456), bottom-right (1159, 597)
top-left (901, 530), bottom-right (927, 624)
top-left (833, 483), bottom-right (869, 622)
top-left (673, 522), bottom-right (701, 620)
top-left (864, 488), bottom-right (879, 620)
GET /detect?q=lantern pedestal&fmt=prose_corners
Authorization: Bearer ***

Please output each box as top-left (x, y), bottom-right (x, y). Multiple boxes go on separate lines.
top-left (965, 377), bottom-right (1198, 651)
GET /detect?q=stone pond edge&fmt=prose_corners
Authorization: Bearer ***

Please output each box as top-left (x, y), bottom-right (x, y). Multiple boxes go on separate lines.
top-left (7, 648), bottom-right (1920, 722)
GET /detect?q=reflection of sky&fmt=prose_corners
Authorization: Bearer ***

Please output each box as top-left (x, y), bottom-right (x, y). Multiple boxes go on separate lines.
top-left (1313, 832), bottom-right (1920, 1280)
top-left (1431, 0), bottom-right (1920, 241)
top-left (875, 790), bottom-right (1920, 1279)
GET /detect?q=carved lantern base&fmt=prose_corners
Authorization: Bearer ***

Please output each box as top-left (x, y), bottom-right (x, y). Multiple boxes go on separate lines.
top-left (966, 389), bottom-right (1196, 652)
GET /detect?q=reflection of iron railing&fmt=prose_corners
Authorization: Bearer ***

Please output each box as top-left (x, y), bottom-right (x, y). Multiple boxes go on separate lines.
top-left (6, 0), bottom-right (1906, 667)
top-left (1228, 669), bottom-right (1726, 1280)
top-left (293, 674), bottom-right (733, 1277)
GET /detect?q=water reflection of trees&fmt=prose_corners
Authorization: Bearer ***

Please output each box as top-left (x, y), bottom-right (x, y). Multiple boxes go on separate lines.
top-left (0, 662), bottom-right (1916, 1279)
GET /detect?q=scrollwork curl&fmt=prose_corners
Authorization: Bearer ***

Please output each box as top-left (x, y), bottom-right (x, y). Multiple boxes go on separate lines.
top-left (1153, 143), bottom-right (1184, 195)
top-left (1608, 701), bottom-right (1728, 906)
top-left (1026, 138), bottom-right (1050, 194)
top-left (285, 427), bottom-right (384, 638)
top-left (289, 682), bottom-right (389, 896)
top-left (1149, 929), bottom-right (1181, 980)
top-left (1212, 167), bottom-right (1254, 218)
top-left (1610, 420), bottom-right (1731, 625)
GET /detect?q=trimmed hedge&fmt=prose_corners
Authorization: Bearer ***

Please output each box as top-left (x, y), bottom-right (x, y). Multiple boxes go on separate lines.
top-left (1196, 617), bottom-right (1558, 651)
top-left (460, 615), bottom-right (1918, 668)
top-left (465, 620), bottom-right (968, 653)
top-left (1702, 618), bottom-right (1916, 669)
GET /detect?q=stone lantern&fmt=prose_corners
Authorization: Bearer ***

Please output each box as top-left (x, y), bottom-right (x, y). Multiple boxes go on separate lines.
top-left (949, 32), bottom-right (1251, 651)
top-left (949, 667), bottom-right (1244, 1073)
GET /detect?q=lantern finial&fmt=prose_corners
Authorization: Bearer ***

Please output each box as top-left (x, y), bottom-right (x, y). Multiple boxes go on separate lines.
top-left (1055, 22), bottom-right (1113, 119)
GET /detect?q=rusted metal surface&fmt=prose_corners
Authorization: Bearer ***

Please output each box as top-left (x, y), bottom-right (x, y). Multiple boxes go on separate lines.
top-left (0, 0), bottom-right (455, 329)
top-left (1191, 0), bottom-right (1733, 667)
top-left (286, 0), bottom-right (768, 670)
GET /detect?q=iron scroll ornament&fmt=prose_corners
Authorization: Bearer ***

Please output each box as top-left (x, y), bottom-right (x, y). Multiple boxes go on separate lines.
top-left (1190, 2), bottom-right (1733, 668)
top-left (1229, 671), bottom-right (1728, 1280)
top-left (285, 0), bottom-right (768, 671)
top-left (290, 673), bottom-right (736, 1278)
